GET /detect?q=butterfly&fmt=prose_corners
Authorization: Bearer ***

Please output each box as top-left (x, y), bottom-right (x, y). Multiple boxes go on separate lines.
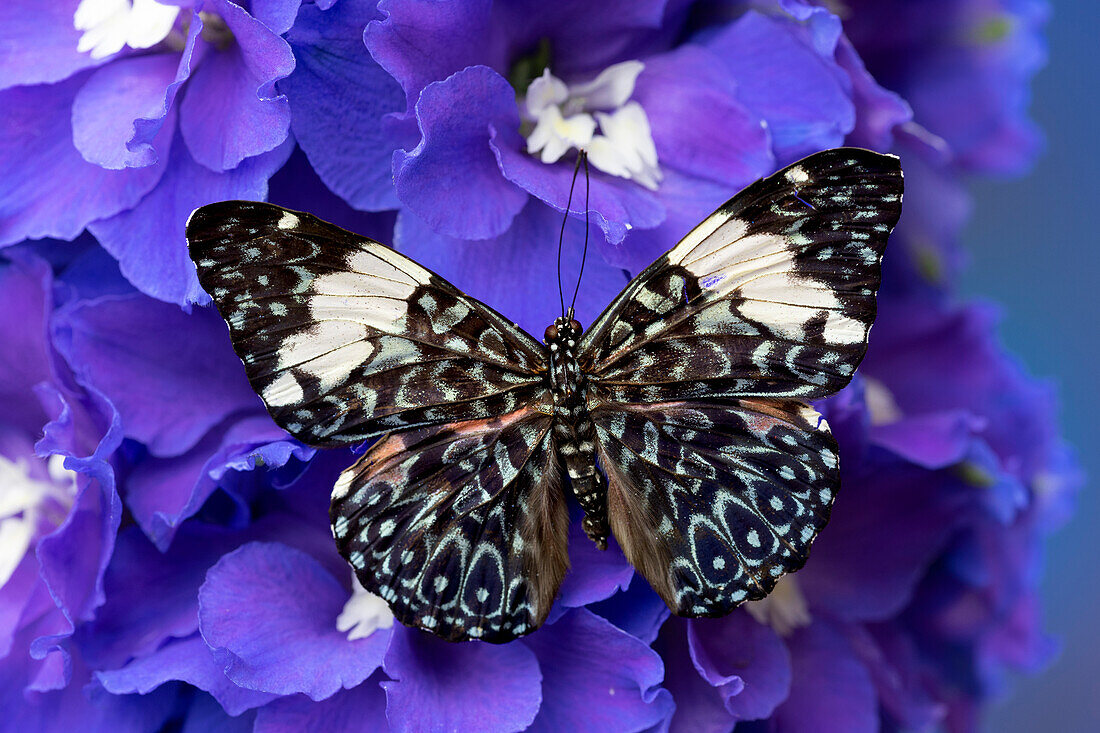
top-left (186, 147), bottom-right (903, 643)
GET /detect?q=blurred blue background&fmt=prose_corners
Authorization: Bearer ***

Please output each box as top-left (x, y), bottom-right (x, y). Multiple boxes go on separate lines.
top-left (970, 1), bottom-right (1099, 729)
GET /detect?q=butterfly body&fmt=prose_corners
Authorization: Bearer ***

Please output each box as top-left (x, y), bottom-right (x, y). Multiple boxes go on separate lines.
top-left (545, 314), bottom-right (610, 549)
top-left (187, 148), bottom-right (903, 643)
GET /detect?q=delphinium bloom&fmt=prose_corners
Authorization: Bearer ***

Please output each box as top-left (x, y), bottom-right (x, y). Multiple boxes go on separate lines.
top-left (0, 0), bottom-right (1078, 731)
top-left (0, 0), bottom-right (300, 304)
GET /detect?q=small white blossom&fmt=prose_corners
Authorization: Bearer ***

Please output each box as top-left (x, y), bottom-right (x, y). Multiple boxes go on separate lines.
top-left (745, 575), bottom-right (811, 636)
top-left (523, 61), bottom-right (662, 190)
top-left (863, 377), bottom-right (903, 426)
top-left (74, 0), bottom-right (180, 60)
top-left (588, 103), bottom-right (661, 190)
top-left (0, 455), bottom-right (78, 588)
top-left (336, 573), bottom-right (395, 641)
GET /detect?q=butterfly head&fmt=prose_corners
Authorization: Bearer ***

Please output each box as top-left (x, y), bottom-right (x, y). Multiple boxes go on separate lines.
top-left (544, 316), bottom-right (583, 346)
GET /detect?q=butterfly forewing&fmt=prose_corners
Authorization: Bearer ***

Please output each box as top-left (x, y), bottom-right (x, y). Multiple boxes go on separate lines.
top-left (330, 407), bottom-right (568, 642)
top-left (580, 148), bottom-right (903, 404)
top-left (187, 201), bottom-right (548, 446)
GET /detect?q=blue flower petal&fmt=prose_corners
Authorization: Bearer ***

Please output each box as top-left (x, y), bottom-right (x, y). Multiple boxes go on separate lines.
top-left (772, 619), bottom-right (877, 732)
top-left (704, 11), bottom-right (855, 162)
top-left (199, 542), bottom-right (390, 700)
top-left (687, 613), bottom-right (791, 721)
top-left (0, 0), bottom-right (101, 90)
top-left (55, 294), bottom-right (264, 456)
top-left (381, 626), bottom-right (542, 733)
top-left (98, 635), bottom-right (279, 715)
top-left (524, 608), bottom-right (674, 732)
top-left (283, 0), bottom-right (414, 211)
top-left (87, 133), bottom-right (293, 306)
top-left (394, 200), bottom-right (630, 336)
top-left (254, 674), bottom-right (388, 732)
top-left (554, 517), bottom-right (633, 612)
top-left (799, 456), bottom-right (981, 622)
top-left (70, 16), bottom-right (202, 171)
top-left (633, 44), bottom-right (774, 188)
top-left (178, 1), bottom-right (294, 172)
top-left (394, 65), bottom-right (528, 239)
top-left (0, 75), bottom-right (170, 246)
top-left (365, 0), bottom-right (497, 114)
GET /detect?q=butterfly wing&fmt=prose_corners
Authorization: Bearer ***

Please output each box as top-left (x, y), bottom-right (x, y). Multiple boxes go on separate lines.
top-left (581, 148), bottom-right (902, 616)
top-left (580, 147), bottom-right (902, 404)
top-left (330, 406), bottom-right (568, 643)
top-left (595, 399), bottom-right (837, 615)
top-left (187, 201), bottom-right (548, 446)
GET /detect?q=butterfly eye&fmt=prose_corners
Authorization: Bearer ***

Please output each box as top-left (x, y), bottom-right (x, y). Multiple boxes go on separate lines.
top-left (568, 319), bottom-right (582, 333)
top-left (544, 324), bottom-right (559, 342)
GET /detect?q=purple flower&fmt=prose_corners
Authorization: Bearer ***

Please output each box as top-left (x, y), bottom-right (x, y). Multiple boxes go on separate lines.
top-left (0, 0), bottom-right (298, 304)
top-left (0, 0), bottom-right (1076, 730)
top-left (0, 250), bottom-right (124, 703)
top-left (843, 0), bottom-right (1049, 176)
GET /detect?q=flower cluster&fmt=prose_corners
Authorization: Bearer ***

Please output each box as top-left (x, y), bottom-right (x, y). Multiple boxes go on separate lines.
top-left (0, 0), bottom-right (1076, 730)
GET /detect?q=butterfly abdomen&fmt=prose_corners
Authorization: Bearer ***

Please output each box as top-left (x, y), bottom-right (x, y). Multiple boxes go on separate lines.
top-left (545, 315), bottom-right (610, 549)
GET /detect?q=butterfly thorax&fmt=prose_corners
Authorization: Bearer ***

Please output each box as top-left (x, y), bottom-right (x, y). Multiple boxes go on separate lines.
top-left (544, 315), bottom-right (610, 550)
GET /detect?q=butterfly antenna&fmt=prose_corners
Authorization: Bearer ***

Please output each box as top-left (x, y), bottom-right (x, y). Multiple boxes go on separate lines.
top-left (557, 153), bottom-right (585, 320)
top-left (569, 152), bottom-right (590, 317)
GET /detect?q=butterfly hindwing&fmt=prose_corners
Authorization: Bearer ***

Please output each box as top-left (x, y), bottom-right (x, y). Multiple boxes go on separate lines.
top-left (593, 399), bottom-right (838, 616)
top-left (187, 201), bottom-right (548, 446)
top-left (580, 148), bottom-right (903, 404)
top-left (330, 407), bottom-right (568, 643)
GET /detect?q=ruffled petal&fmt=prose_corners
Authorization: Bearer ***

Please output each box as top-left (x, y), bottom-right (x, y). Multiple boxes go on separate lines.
top-left (55, 294), bottom-right (262, 456)
top-left (199, 542), bottom-right (390, 700)
top-left (0, 75), bottom-right (170, 246)
top-left (555, 518), bottom-right (633, 611)
top-left (283, 0), bottom-right (415, 211)
top-left (871, 410), bottom-right (987, 469)
top-left (704, 11), bottom-right (855, 162)
top-left (0, 254), bottom-right (58, 437)
top-left (381, 626), bottom-right (542, 733)
top-left (771, 619), bottom-right (877, 733)
top-left (688, 612), bottom-right (791, 721)
top-left (393, 66), bottom-right (528, 239)
top-left (179, 0), bottom-right (294, 171)
top-left (253, 675), bottom-right (388, 732)
top-left (125, 418), bottom-right (311, 550)
top-left (587, 576), bottom-right (669, 644)
top-left (799, 455), bottom-right (981, 622)
top-left (657, 619), bottom-right (737, 733)
top-left (70, 54), bottom-right (179, 169)
top-left (97, 635), bottom-right (278, 715)
top-left (364, 0), bottom-right (496, 113)
top-left (87, 134), bottom-right (293, 306)
top-left (71, 15), bottom-right (204, 170)
top-left (632, 45), bottom-right (773, 187)
top-left (523, 609), bottom-right (674, 732)
top-left (249, 0), bottom-right (307, 36)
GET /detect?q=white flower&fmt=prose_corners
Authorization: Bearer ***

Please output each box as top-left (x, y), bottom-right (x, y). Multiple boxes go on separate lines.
top-left (74, 0), bottom-right (180, 60)
top-left (336, 573), bottom-right (395, 641)
top-left (523, 61), bottom-right (662, 190)
top-left (745, 575), bottom-right (811, 636)
top-left (0, 454), bottom-right (78, 588)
